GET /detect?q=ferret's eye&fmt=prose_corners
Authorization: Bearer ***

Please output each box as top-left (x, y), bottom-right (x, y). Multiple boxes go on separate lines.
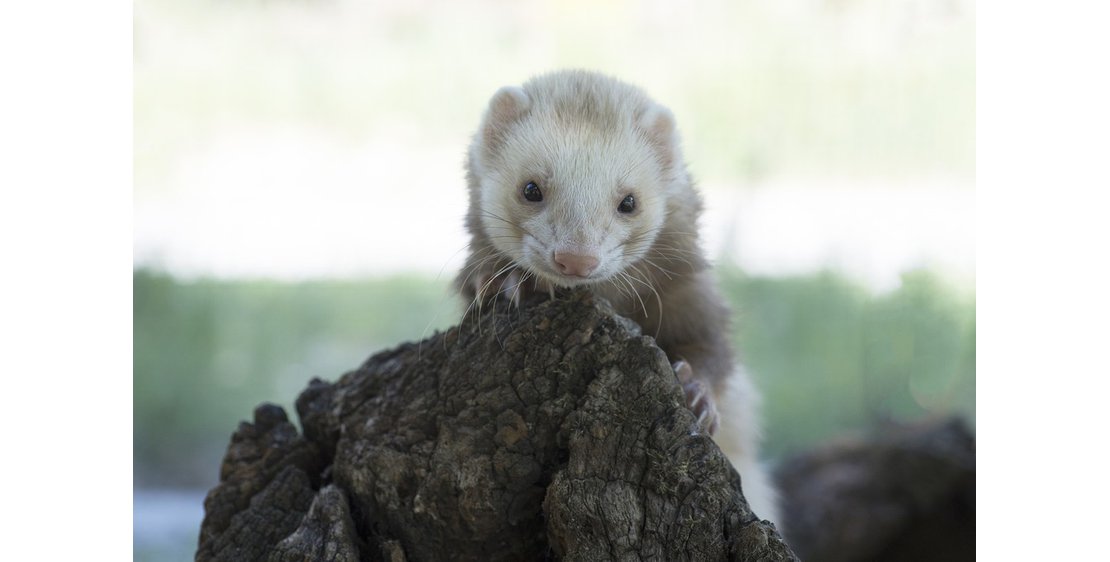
top-left (618, 194), bottom-right (636, 214)
top-left (522, 181), bottom-right (543, 202)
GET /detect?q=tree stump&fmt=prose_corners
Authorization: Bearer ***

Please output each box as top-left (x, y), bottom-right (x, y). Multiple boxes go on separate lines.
top-left (196, 290), bottom-right (797, 561)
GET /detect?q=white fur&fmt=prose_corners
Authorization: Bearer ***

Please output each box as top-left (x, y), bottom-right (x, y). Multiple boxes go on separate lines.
top-left (473, 71), bottom-right (678, 288)
top-left (714, 365), bottom-right (780, 526)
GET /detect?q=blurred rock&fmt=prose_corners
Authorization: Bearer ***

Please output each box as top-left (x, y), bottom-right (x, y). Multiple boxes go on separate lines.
top-left (775, 418), bottom-right (975, 562)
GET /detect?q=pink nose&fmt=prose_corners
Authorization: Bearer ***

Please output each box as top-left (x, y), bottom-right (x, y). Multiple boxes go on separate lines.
top-left (553, 251), bottom-right (600, 278)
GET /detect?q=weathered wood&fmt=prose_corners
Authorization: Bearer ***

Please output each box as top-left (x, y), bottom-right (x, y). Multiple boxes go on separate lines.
top-left (196, 290), bottom-right (796, 561)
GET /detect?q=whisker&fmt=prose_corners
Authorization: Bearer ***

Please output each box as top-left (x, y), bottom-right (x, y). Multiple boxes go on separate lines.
top-left (624, 265), bottom-right (664, 338)
top-left (637, 255), bottom-right (677, 281)
top-left (470, 210), bottom-right (540, 240)
top-left (606, 272), bottom-right (633, 303)
top-left (460, 260), bottom-right (518, 336)
top-left (422, 244), bottom-right (506, 357)
top-left (618, 271), bottom-right (649, 319)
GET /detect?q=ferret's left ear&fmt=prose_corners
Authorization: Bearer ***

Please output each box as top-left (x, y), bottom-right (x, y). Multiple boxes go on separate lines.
top-left (638, 104), bottom-right (678, 169)
top-left (481, 85), bottom-right (532, 151)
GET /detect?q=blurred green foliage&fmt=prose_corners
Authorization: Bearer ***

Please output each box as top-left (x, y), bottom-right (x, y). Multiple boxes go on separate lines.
top-left (134, 267), bottom-right (973, 487)
top-left (722, 269), bottom-right (975, 456)
top-left (133, 269), bottom-right (454, 486)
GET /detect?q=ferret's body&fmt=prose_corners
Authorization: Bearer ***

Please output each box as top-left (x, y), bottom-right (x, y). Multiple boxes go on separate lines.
top-left (456, 70), bottom-right (778, 524)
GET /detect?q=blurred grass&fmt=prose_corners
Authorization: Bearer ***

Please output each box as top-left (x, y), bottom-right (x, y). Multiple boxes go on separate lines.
top-left (134, 267), bottom-right (974, 487)
top-left (133, 269), bottom-right (454, 486)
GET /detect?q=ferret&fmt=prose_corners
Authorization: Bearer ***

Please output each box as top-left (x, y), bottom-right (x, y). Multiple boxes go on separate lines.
top-left (455, 70), bottom-right (778, 525)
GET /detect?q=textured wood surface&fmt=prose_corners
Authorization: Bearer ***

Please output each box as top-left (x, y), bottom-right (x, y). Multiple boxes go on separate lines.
top-left (196, 291), bottom-right (796, 561)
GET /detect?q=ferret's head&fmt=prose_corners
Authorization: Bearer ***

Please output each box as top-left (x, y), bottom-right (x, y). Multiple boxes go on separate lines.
top-left (467, 71), bottom-right (688, 288)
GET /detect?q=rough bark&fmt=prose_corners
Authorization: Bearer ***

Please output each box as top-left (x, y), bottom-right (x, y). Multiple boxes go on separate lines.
top-left (196, 290), bottom-right (797, 561)
top-left (775, 418), bottom-right (976, 562)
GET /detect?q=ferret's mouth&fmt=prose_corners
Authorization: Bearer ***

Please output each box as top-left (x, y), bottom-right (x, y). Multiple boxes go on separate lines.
top-left (552, 275), bottom-right (600, 288)
top-left (531, 265), bottom-right (610, 288)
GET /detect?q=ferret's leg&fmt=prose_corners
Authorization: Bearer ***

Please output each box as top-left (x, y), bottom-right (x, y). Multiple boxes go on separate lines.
top-left (471, 269), bottom-right (514, 304)
top-left (470, 268), bottom-right (544, 307)
top-left (651, 275), bottom-right (734, 437)
top-left (458, 245), bottom-right (538, 308)
top-left (650, 274), bottom-right (779, 526)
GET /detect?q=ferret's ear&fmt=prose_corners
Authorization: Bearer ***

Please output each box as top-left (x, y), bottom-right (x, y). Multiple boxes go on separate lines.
top-left (481, 85), bottom-right (531, 149)
top-left (638, 104), bottom-right (678, 169)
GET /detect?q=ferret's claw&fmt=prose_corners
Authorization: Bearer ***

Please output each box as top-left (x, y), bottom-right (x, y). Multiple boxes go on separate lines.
top-left (673, 360), bottom-right (720, 435)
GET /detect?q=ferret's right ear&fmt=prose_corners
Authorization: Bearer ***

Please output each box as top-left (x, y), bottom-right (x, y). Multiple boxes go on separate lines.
top-left (481, 86), bottom-right (531, 149)
top-left (638, 104), bottom-right (679, 169)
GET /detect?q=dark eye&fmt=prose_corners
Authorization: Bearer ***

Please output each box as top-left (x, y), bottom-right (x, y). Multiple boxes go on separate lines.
top-left (523, 181), bottom-right (543, 202)
top-left (618, 194), bottom-right (636, 214)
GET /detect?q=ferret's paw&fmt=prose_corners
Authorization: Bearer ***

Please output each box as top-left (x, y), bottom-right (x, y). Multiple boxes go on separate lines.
top-left (499, 270), bottom-right (528, 306)
top-left (673, 360), bottom-right (720, 435)
top-left (472, 269), bottom-right (539, 307)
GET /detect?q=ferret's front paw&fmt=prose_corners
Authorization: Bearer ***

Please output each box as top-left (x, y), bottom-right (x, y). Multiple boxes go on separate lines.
top-left (472, 269), bottom-right (540, 307)
top-left (673, 360), bottom-right (720, 435)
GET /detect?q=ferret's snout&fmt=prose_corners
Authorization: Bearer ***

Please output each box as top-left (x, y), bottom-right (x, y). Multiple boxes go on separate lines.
top-left (553, 251), bottom-right (600, 278)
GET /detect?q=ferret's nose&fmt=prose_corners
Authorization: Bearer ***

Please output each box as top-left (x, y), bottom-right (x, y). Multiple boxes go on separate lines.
top-left (553, 251), bottom-right (600, 278)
